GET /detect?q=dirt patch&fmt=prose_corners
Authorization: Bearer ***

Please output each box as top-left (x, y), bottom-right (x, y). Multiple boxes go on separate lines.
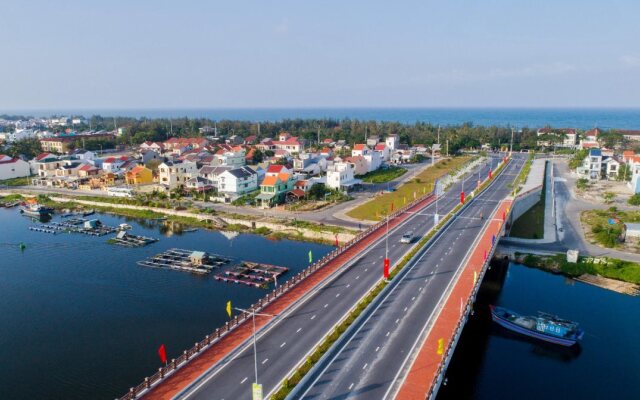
top-left (576, 179), bottom-right (633, 207)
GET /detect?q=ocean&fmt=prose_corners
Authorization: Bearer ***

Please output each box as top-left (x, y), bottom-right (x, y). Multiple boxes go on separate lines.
top-left (5, 108), bottom-right (640, 130)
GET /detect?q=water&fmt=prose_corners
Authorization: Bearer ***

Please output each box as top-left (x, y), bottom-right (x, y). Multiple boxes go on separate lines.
top-left (437, 262), bottom-right (640, 400)
top-left (8, 108), bottom-right (640, 130)
top-left (0, 208), bottom-right (332, 399)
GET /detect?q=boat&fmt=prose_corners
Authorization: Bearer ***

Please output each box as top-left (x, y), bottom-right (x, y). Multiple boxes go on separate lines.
top-left (82, 209), bottom-right (95, 216)
top-left (19, 203), bottom-right (54, 217)
top-left (118, 223), bottom-right (133, 231)
top-left (490, 305), bottom-right (584, 347)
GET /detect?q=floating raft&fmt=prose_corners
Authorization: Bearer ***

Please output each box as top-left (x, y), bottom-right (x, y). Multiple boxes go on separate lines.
top-left (47, 219), bottom-right (117, 236)
top-left (108, 231), bottom-right (158, 247)
top-left (213, 262), bottom-right (289, 288)
top-left (137, 248), bottom-right (232, 274)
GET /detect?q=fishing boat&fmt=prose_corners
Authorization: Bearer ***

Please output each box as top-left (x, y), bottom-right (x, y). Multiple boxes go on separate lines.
top-left (19, 202), bottom-right (54, 217)
top-left (118, 223), bottom-right (133, 231)
top-left (490, 305), bottom-right (584, 347)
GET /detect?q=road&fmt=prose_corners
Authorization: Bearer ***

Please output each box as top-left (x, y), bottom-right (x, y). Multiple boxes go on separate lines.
top-left (174, 158), bottom-right (502, 400)
top-left (295, 155), bottom-right (525, 400)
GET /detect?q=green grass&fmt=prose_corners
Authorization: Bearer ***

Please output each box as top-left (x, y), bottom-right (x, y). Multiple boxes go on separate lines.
top-left (510, 159), bottom-right (546, 239)
top-left (347, 156), bottom-right (473, 221)
top-left (0, 176), bottom-right (31, 186)
top-left (509, 152), bottom-right (534, 193)
top-left (357, 166), bottom-right (407, 183)
top-left (519, 253), bottom-right (640, 285)
top-left (581, 208), bottom-right (640, 248)
top-left (0, 193), bottom-right (24, 202)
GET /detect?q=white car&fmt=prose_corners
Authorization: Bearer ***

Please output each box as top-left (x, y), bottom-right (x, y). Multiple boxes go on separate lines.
top-left (400, 232), bottom-right (413, 244)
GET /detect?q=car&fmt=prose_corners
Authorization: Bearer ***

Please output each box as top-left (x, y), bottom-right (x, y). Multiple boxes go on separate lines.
top-left (400, 232), bottom-right (413, 244)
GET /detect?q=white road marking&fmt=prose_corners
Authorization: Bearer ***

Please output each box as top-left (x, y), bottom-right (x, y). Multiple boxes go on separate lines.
top-left (348, 383), bottom-right (354, 390)
top-left (346, 284), bottom-right (351, 288)
top-left (241, 377), bottom-right (248, 384)
top-left (356, 275), bottom-right (360, 280)
top-left (375, 346), bottom-right (380, 352)
top-left (280, 342), bottom-right (286, 348)
top-left (363, 363), bottom-right (368, 370)
top-left (311, 315), bottom-right (316, 320)
top-left (403, 307), bottom-right (408, 312)
top-left (296, 328), bottom-right (302, 333)
top-left (262, 358), bottom-right (269, 365)
top-left (395, 318), bottom-right (400, 324)
top-left (364, 268), bottom-right (368, 272)
top-left (336, 293), bottom-right (340, 298)
top-left (411, 296), bottom-right (415, 301)
top-left (324, 303), bottom-right (329, 308)
top-left (386, 331), bottom-right (390, 337)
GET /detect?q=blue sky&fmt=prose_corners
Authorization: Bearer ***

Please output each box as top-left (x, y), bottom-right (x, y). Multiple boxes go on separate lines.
top-left (1, 0), bottom-right (639, 109)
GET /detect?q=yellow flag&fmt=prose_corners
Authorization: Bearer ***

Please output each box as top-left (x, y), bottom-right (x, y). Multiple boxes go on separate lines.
top-left (473, 271), bottom-right (478, 284)
top-left (226, 301), bottom-right (232, 318)
top-left (437, 338), bottom-right (444, 355)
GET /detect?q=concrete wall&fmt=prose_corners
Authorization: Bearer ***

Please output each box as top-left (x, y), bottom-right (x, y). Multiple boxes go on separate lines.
top-left (510, 185), bottom-right (542, 222)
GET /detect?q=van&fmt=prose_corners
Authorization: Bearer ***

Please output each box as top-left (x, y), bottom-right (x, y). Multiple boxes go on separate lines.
top-left (400, 232), bottom-right (413, 244)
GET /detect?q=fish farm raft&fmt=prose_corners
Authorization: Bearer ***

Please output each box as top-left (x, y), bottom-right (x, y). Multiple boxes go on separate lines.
top-left (108, 231), bottom-right (158, 247)
top-left (137, 249), bottom-right (233, 274)
top-left (214, 262), bottom-right (289, 288)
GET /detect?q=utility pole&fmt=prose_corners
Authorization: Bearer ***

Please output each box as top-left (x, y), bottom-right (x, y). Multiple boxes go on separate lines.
top-left (446, 139), bottom-right (449, 157)
top-left (234, 307), bottom-right (274, 398)
top-left (510, 127), bottom-right (515, 154)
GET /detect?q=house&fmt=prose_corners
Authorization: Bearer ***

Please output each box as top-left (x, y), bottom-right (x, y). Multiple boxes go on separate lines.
top-left (601, 157), bottom-right (620, 180)
top-left (364, 149), bottom-right (383, 172)
top-left (186, 176), bottom-right (216, 192)
top-left (256, 172), bottom-right (295, 208)
top-left (272, 132), bottom-right (304, 154)
top-left (198, 166), bottom-right (231, 187)
top-left (618, 130), bottom-right (640, 142)
top-left (32, 153), bottom-right (63, 177)
top-left (158, 160), bottom-right (198, 189)
top-left (125, 165), bottom-right (154, 185)
top-left (140, 149), bottom-right (161, 164)
top-left (577, 148), bottom-right (603, 180)
top-left (0, 155), bottom-right (30, 180)
top-left (40, 137), bottom-right (74, 153)
top-left (366, 136), bottom-right (380, 147)
top-left (374, 143), bottom-right (390, 161)
top-left (217, 166), bottom-right (258, 196)
top-left (163, 137), bottom-right (210, 152)
top-left (140, 141), bottom-right (165, 153)
top-left (584, 128), bottom-right (601, 142)
top-left (326, 162), bottom-right (361, 192)
top-left (352, 144), bottom-right (371, 157)
top-left (536, 128), bottom-right (577, 148)
top-left (386, 135), bottom-right (399, 151)
top-left (213, 149), bottom-right (246, 167)
top-left (101, 157), bottom-right (126, 173)
top-left (266, 164), bottom-right (291, 177)
top-left (77, 164), bottom-right (100, 178)
top-left (344, 156), bottom-right (369, 176)
top-left (72, 149), bottom-right (95, 161)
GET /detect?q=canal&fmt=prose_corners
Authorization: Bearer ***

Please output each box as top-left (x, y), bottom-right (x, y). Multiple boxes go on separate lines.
top-left (0, 208), bottom-right (333, 399)
top-left (437, 261), bottom-right (640, 400)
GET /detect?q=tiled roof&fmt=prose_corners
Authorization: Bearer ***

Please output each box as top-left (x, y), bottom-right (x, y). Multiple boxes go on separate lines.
top-left (261, 175), bottom-right (278, 186)
top-left (353, 144), bottom-right (366, 151)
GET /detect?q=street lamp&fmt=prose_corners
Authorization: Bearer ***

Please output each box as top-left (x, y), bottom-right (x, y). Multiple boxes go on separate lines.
top-left (234, 307), bottom-right (274, 397)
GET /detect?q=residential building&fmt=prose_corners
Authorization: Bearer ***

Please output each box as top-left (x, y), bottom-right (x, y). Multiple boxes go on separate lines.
top-left (72, 149), bottom-right (96, 161)
top-left (77, 164), bottom-right (100, 178)
top-left (266, 164), bottom-right (291, 177)
top-left (577, 148), bottom-right (602, 180)
top-left (40, 137), bottom-right (74, 153)
top-left (198, 166), bottom-right (231, 187)
top-left (102, 157), bottom-right (126, 173)
top-left (364, 150), bottom-right (383, 172)
top-left (217, 166), bottom-right (258, 196)
top-left (256, 172), bottom-right (295, 208)
top-left (344, 156), bottom-right (369, 175)
top-left (352, 144), bottom-right (371, 157)
top-left (186, 176), bottom-right (216, 192)
top-left (366, 136), bottom-right (380, 147)
top-left (536, 128), bottom-right (577, 148)
top-left (32, 153), bottom-right (63, 177)
top-left (158, 160), bottom-right (198, 189)
top-left (374, 143), bottom-right (390, 161)
top-left (386, 135), bottom-right (399, 151)
top-left (326, 162), bottom-right (361, 191)
top-left (0, 155), bottom-right (30, 180)
top-left (213, 150), bottom-right (246, 167)
top-left (125, 165), bottom-right (154, 185)
top-left (619, 130), bottom-right (640, 142)
top-left (272, 132), bottom-right (304, 154)
top-left (602, 157), bottom-right (620, 180)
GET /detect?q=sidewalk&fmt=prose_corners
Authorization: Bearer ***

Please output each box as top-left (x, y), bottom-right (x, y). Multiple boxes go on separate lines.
top-left (397, 200), bottom-right (512, 400)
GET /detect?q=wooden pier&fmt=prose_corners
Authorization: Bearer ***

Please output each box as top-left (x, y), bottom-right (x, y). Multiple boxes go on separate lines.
top-left (46, 220), bottom-right (117, 236)
top-left (137, 248), bottom-right (232, 274)
top-left (213, 262), bottom-right (288, 288)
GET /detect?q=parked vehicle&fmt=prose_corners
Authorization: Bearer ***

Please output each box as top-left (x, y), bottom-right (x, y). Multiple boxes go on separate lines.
top-left (400, 232), bottom-right (413, 244)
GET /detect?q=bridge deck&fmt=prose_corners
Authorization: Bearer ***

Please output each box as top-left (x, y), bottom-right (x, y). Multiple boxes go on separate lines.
top-left (397, 199), bottom-right (513, 400)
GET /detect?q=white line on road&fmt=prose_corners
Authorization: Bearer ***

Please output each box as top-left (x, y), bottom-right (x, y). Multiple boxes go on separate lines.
top-left (346, 284), bottom-right (351, 288)
top-left (280, 342), bottom-right (286, 348)
top-left (395, 318), bottom-right (400, 324)
top-left (240, 377), bottom-right (247, 384)
top-left (363, 363), bottom-right (368, 370)
top-left (324, 303), bottom-right (329, 308)
top-left (386, 331), bottom-right (390, 337)
top-left (403, 307), bottom-right (408, 312)
top-left (336, 293), bottom-right (340, 297)
top-left (311, 315), bottom-right (316, 320)
top-left (356, 275), bottom-right (360, 280)
top-left (349, 383), bottom-right (354, 390)
top-left (262, 358), bottom-right (268, 365)
top-left (375, 346), bottom-right (380, 352)
top-left (411, 296), bottom-right (415, 301)
top-left (296, 328), bottom-right (302, 333)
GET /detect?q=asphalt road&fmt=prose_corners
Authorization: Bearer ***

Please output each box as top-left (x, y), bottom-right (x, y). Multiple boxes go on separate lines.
top-left (296, 155), bottom-right (525, 400)
top-left (175, 158), bottom-right (504, 400)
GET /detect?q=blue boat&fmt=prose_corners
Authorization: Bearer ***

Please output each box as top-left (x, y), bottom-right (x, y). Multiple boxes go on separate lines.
top-left (490, 305), bottom-right (584, 347)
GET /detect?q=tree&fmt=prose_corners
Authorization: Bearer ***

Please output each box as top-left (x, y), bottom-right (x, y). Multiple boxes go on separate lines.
top-left (603, 192), bottom-right (616, 204)
top-left (576, 178), bottom-right (589, 190)
top-left (308, 183), bottom-right (328, 200)
top-left (251, 149), bottom-right (264, 164)
top-left (628, 194), bottom-right (640, 206)
top-left (617, 163), bottom-right (632, 182)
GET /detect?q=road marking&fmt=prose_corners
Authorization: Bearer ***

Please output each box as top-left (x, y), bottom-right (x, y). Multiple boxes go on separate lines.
top-left (386, 331), bottom-right (390, 337)
top-left (348, 383), bottom-right (354, 390)
top-left (311, 315), bottom-right (316, 320)
top-left (424, 277), bottom-right (429, 282)
top-left (379, 255), bottom-right (383, 259)
top-left (395, 318), bottom-right (400, 324)
top-left (241, 377), bottom-right (248, 384)
top-left (375, 346), bottom-right (380, 352)
top-left (363, 363), bottom-right (368, 370)
top-left (418, 287), bottom-right (423, 291)
top-left (364, 268), bottom-right (368, 272)
top-left (262, 358), bottom-right (269, 365)
top-left (356, 275), bottom-right (360, 280)
top-left (280, 342), bottom-right (286, 348)
top-left (324, 303), bottom-right (329, 308)
top-left (403, 307), bottom-right (408, 312)
top-left (296, 328), bottom-right (302, 333)
top-left (346, 284), bottom-right (351, 288)
top-left (411, 296), bottom-right (415, 301)
top-left (336, 293), bottom-right (340, 298)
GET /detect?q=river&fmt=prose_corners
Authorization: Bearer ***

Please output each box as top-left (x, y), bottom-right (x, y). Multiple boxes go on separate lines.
top-left (0, 208), bottom-right (333, 399)
top-left (437, 261), bottom-right (640, 400)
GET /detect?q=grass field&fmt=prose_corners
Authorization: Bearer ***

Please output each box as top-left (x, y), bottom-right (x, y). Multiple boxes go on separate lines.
top-left (581, 208), bottom-right (640, 248)
top-left (0, 176), bottom-right (31, 186)
top-left (357, 166), bottom-right (407, 183)
top-left (346, 156), bottom-right (472, 221)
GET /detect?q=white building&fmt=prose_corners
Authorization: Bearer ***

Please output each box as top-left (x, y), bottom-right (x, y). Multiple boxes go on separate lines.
top-left (577, 148), bottom-right (603, 180)
top-left (374, 143), bottom-right (390, 161)
top-left (198, 166), bottom-right (231, 187)
top-left (0, 155), bottom-right (30, 180)
top-left (0, 129), bottom-right (38, 143)
top-left (158, 160), bottom-right (198, 189)
top-left (213, 150), bottom-right (246, 167)
top-left (72, 149), bottom-right (96, 161)
top-left (217, 166), bottom-right (258, 195)
top-left (326, 162), bottom-right (361, 192)
top-left (352, 144), bottom-right (371, 157)
top-left (386, 135), bottom-right (399, 151)
top-left (364, 150), bottom-right (383, 172)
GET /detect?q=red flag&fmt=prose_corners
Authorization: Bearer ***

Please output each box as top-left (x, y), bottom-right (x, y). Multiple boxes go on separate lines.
top-left (502, 210), bottom-right (506, 221)
top-left (384, 258), bottom-right (390, 279)
top-left (484, 249), bottom-right (487, 261)
top-left (335, 235), bottom-right (339, 247)
top-left (158, 344), bottom-right (167, 364)
top-left (460, 191), bottom-right (465, 204)
top-left (489, 169), bottom-right (493, 179)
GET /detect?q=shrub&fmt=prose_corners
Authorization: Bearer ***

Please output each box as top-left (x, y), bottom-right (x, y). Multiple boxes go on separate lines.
top-left (629, 194), bottom-right (640, 206)
top-left (576, 178), bottom-right (589, 190)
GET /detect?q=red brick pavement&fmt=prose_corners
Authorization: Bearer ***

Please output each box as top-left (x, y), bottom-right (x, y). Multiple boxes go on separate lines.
top-left (144, 194), bottom-right (437, 399)
top-left (397, 200), bottom-right (512, 400)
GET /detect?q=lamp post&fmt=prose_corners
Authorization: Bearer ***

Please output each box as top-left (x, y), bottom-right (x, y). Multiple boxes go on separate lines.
top-left (235, 307), bottom-right (274, 395)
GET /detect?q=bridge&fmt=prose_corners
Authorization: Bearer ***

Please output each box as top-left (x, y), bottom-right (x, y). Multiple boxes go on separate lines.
top-left (120, 154), bottom-right (526, 400)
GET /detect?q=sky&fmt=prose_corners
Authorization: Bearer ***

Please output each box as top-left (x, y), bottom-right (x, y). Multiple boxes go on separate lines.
top-left (1, 0), bottom-right (640, 110)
